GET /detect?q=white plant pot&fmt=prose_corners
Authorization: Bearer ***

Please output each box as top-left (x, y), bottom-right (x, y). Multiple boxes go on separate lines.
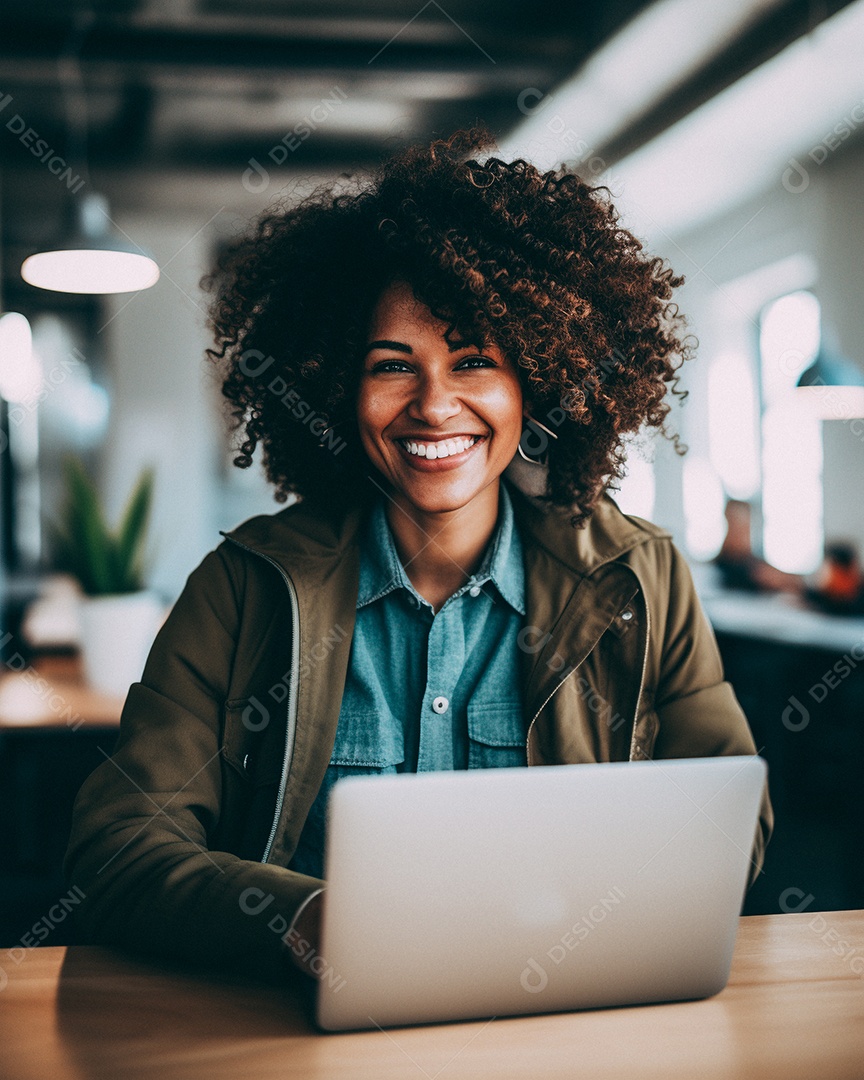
top-left (78, 591), bottom-right (164, 699)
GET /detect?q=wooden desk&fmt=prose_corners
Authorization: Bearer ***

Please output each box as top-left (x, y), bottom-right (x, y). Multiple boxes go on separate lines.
top-left (0, 655), bottom-right (122, 888)
top-left (0, 655), bottom-right (123, 730)
top-left (1, 912), bottom-right (862, 1079)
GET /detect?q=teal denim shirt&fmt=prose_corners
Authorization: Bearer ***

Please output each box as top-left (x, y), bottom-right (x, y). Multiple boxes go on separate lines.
top-left (288, 481), bottom-right (527, 878)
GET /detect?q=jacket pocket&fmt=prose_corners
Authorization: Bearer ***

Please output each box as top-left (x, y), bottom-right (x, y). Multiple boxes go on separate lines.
top-left (467, 701), bottom-right (527, 769)
top-left (222, 697), bottom-right (284, 787)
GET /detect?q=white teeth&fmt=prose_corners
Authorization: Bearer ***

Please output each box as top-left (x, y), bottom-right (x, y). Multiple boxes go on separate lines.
top-left (401, 436), bottom-right (479, 459)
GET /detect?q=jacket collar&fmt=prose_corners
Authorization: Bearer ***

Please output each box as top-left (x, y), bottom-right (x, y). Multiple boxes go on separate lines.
top-left (502, 481), bottom-right (670, 577)
top-left (223, 476), bottom-right (670, 582)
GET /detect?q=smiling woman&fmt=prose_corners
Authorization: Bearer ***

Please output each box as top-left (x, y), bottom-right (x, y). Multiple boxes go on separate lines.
top-left (356, 279), bottom-right (526, 610)
top-left (63, 128), bottom-right (772, 987)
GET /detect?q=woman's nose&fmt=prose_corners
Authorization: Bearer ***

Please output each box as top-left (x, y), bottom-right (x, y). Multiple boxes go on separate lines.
top-left (407, 374), bottom-right (461, 427)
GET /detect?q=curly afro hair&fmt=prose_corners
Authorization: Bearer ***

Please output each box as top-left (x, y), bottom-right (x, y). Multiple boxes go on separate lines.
top-left (204, 128), bottom-right (693, 528)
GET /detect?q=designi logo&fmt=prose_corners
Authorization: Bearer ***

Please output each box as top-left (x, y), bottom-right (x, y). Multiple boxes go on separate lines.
top-left (520, 957), bottom-right (548, 994)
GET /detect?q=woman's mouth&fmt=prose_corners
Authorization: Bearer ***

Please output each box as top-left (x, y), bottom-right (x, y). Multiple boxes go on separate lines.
top-left (394, 434), bottom-right (486, 469)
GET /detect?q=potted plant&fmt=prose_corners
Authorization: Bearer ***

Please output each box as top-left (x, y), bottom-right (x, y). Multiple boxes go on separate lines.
top-left (53, 457), bottom-right (163, 698)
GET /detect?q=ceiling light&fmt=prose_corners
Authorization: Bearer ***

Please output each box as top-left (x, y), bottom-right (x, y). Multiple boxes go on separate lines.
top-left (20, 193), bottom-right (160, 295)
top-left (796, 344), bottom-right (864, 420)
top-left (0, 311), bottom-right (39, 404)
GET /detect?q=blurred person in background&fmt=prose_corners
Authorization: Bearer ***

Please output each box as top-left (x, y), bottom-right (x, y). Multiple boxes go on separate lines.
top-left (713, 499), bottom-right (805, 595)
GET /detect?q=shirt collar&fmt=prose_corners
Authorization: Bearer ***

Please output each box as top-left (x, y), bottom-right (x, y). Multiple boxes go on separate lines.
top-left (356, 481), bottom-right (525, 615)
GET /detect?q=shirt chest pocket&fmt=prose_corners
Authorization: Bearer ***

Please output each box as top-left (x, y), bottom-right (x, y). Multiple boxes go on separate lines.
top-left (328, 707), bottom-right (405, 772)
top-left (467, 700), bottom-right (527, 769)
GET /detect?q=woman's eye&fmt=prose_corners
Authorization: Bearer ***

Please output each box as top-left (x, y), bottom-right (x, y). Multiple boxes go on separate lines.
top-left (370, 360), bottom-right (412, 373)
top-left (456, 355), bottom-right (497, 369)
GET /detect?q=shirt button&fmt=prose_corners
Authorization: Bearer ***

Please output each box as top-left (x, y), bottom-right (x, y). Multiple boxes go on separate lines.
top-left (468, 585), bottom-right (482, 597)
top-left (432, 696), bottom-right (449, 714)
top-left (621, 609), bottom-right (633, 621)
top-left (409, 595), bottom-right (421, 608)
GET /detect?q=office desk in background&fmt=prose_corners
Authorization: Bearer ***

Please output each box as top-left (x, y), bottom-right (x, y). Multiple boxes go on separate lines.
top-left (0, 656), bottom-right (123, 943)
top-left (0, 912), bottom-right (862, 1080)
top-left (695, 584), bottom-right (864, 915)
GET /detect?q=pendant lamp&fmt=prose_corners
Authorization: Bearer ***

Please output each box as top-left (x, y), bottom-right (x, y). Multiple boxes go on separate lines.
top-left (20, 12), bottom-right (159, 296)
top-left (20, 192), bottom-right (160, 295)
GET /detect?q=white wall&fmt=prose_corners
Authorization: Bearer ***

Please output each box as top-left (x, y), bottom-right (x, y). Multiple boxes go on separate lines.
top-left (101, 211), bottom-right (275, 601)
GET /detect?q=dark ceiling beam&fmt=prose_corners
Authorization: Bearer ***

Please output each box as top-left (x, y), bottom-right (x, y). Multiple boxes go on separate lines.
top-left (119, 9), bottom-right (580, 53)
top-left (0, 18), bottom-right (575, 81)
top-left (596, 0), bottom-right (858, 165)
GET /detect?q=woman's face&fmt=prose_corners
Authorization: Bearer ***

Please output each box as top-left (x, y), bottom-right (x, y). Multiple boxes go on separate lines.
top-left (356, 280), bottom-right (525, 517)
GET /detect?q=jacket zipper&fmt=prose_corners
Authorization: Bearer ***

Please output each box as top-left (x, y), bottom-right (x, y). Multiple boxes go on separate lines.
top-left (628, 575), bottom-right (651, 761)
top-left (221, 535), bottom-right (300, 864)
top-left (525, 568), bottom-right (650, 766)
top-left (525, 662), bottom-right (583, 766)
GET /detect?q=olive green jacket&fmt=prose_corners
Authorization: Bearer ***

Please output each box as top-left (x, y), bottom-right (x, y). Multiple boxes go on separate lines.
top-left (64, 480), bottom-right (773, 982)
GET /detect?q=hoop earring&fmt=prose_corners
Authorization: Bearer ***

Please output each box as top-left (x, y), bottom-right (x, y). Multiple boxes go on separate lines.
top-left (517, 415), bottom-right (559, 465)
top-left (318, 419), bottom-right (341, 442)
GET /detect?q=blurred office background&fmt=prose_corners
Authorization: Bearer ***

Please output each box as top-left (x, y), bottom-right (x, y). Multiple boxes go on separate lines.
top-left (1, 0), bottom-right (862, 945)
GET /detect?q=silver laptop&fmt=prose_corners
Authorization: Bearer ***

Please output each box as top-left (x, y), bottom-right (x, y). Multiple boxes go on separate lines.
top-left (316, 755), bottom-right (766, 1031)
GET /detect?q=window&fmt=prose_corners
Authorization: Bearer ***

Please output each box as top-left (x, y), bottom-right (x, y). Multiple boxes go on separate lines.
top-left (757, 290), bottom-right (823, 573)
top-left (689, 260), bottom-right (824, 573)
